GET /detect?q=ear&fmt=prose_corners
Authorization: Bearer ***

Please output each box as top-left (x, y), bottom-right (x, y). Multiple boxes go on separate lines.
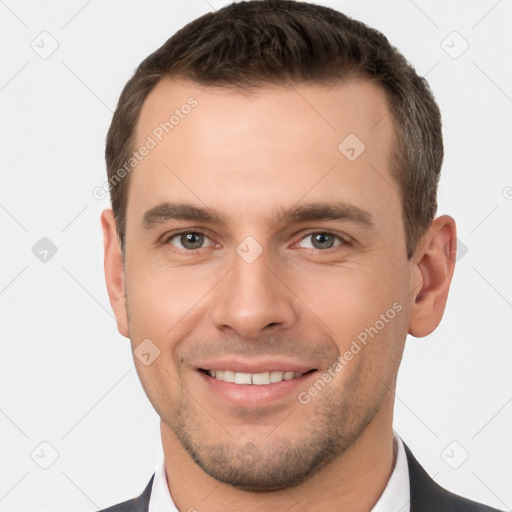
top-left (101, 209), bottom-right (129, 338)
top-left (408, 215), bottom-right (457, 338)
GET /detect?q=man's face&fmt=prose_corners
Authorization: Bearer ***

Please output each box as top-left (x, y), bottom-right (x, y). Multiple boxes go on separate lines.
top-left (120, 78), bottom-right (414, 491)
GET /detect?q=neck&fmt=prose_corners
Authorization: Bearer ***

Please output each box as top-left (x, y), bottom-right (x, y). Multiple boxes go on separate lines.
top-left (161, 394), bottom-right (396, 512)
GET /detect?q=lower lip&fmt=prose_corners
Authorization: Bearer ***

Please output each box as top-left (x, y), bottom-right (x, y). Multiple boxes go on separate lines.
top-left (197, 370), bottom-right (317, 407)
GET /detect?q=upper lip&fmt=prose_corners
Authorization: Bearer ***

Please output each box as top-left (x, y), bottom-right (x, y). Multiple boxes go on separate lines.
top-left (195, 357), bottom-right (317, 374)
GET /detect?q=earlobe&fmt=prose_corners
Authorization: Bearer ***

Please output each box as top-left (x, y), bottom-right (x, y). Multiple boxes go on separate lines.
top-left (408, 215), bottom-right (457, 338)
top-left (101, 209), bottom-right (129, 338)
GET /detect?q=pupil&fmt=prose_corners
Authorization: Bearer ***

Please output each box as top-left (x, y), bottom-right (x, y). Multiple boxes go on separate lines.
top-left (182, 233), bottom-right (203, 249)
top-left (313, 233), bottom-right (333, 249)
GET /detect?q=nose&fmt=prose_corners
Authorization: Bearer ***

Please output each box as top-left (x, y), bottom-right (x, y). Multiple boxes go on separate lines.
top-left (209, 247), bottom-right (298, 339)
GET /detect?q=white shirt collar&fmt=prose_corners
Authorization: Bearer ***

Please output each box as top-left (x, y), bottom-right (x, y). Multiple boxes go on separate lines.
top-left (149, 433), bottom-right (410, 512)
top-left (148, 455), bottom-right (178, 512)
top-left (370, 433), bottom-right (410, 512)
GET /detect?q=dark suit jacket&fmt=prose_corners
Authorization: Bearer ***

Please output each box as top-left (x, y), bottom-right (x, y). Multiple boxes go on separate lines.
top-left (98, 444), bottom-right (503, 511)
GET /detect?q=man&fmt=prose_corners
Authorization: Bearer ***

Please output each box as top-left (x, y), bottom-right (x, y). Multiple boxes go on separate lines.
top-left (98, 1), bottom-right (501, 510)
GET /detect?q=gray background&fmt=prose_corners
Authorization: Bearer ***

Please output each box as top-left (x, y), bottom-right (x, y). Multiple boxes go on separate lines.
top-left (0, 1), bottom-right (511, 511)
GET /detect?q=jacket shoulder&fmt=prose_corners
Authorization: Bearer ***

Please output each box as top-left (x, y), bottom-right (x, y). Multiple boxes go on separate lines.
top-left (404, 443), bottom-right (503, 512)
top-left (97, 474), bottom-right (154, 512)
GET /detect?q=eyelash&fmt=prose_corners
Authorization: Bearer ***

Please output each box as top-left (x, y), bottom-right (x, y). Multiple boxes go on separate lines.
top-left (162, 229), bottom-right (351, 254)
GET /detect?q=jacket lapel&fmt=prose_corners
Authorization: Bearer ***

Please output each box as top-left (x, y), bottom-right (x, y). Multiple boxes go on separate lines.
top-left (123, 473), bottom-right (154, 512)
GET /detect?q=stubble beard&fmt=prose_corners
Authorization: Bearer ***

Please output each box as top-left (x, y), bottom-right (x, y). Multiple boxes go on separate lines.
top-left (125, 298), bottom-right (389, 493)
top-left (163, 369), bottom-right (386, 492)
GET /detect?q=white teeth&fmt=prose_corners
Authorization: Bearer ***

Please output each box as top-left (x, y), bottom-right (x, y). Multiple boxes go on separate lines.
top-left (223, 370), bottom-right (235, 382)
top-left (270, 371), bottom-right (284, 383)
top-left (234, 372), bottom-right (252, 384)
top-left (252, 372), bottom-right (270, 385)
top-left (207, 369), bottom-right (306, 385)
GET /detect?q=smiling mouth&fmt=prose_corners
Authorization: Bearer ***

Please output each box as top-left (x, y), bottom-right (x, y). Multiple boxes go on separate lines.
top-left (198, 368), bottom-right (317, 385)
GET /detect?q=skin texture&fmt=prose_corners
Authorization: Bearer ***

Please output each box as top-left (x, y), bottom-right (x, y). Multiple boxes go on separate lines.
top-left (102, 77), bottom-right (457, 511)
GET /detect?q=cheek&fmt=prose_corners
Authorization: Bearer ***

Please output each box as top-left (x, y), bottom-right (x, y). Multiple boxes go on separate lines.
top-left (125, 259), bottom-right (216, 339)
top-left (291, 256), bottom-right (409, 388)
top-left (293, 262), bottom-right (405, 339)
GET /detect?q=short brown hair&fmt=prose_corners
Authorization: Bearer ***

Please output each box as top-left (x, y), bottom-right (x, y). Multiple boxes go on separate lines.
top-left (106, 0), bottom-right (443, 259)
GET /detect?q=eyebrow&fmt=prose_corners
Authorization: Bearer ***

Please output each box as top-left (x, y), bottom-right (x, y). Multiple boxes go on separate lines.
top-left (141, 201), bottom-right (375, 230)
top-left (142, 202), bottom-right (224, 228)
top-left (279, 202), bottom-right (374, 228)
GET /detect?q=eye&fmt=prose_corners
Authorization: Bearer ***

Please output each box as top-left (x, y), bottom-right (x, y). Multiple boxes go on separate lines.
top-left (296, 231), bottom-right (347, 251)
top-left (165, 230), bottom-right (213, 250)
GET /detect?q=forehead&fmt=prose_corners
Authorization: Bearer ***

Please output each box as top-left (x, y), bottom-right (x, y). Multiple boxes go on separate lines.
top-left (128, 77), bottom-right (399, 231)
